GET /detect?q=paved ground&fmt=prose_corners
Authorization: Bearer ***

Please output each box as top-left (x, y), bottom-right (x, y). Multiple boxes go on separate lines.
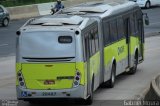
top-left (0, 19), bottom-right (28, 58)
top-left (143, 6), bottom-right (160, 36)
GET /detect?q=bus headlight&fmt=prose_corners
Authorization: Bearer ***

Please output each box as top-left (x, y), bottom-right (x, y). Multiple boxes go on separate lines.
top-left (73, 70), bottom-right (81, 88)
top-left (17, 71), bottom-right (26, 88)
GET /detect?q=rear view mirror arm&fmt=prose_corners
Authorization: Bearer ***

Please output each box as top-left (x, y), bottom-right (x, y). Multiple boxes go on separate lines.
top-left (143, 13), bottom-right (150, 25)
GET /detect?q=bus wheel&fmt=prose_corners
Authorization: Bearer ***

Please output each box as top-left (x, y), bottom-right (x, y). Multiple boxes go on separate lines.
top-left (102, 64), bottom-right (116, 88)
top-left (84, 78), bottom-right (94, 105)
top-left (128, 54), bottom-right (138, 74)
top-left (108, 64), bottom-right (116, 88)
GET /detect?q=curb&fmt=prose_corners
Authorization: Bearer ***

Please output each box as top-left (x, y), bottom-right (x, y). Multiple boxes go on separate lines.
top-left (134, 74), bottom-right (160, 103)
top-left (150, 74), bottom-right (160, 99)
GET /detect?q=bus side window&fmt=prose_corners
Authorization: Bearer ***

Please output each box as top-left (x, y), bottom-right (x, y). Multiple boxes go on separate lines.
top-left (84, 33), bottom-right (89, 61)
top-left (103, 22), bottom-right (110, 45)
top-left (136, 10), bottom-right (143, 34)
top-left (110, 20), bottom-right (118, 42)
top-left (91, 30), bottom-right (96, 56)
top-left (134, 12), bottom-right (138, 34)
top-left (89, 32), bottom-right (93, 57)
top-left (117, 18), bottom-right (124, 40)
top-left (94, 27), bottom-right (99, 52)
top-left (130, 14), bottom-right (136, 35)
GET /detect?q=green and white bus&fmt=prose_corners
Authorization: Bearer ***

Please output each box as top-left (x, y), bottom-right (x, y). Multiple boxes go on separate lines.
top-left (16, 1), bottom-right (148, 105)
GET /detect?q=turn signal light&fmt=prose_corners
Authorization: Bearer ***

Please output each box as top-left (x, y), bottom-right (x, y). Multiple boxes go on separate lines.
top-left (17, 71), bottom-right (26, 88)
top-left (73, 70), bottom-right (81, 88)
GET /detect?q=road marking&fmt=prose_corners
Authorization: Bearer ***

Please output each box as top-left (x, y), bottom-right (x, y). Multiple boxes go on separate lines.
top-left (0, 44), bottom-right (8, 47)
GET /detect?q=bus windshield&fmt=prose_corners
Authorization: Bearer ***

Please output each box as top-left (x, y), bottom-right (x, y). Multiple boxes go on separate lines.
top-left (20, 31), bottom-right (75, 59)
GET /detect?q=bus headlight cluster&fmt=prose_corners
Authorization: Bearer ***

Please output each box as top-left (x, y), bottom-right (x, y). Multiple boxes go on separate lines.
top-left (73, 71), bottom-right (81, 88)
top-left (17, 71), bottom-right (26, 88)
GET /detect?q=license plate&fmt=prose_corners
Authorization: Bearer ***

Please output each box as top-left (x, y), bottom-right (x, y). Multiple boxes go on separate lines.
top-left (44, 80), bottom-right (55, 85)
top-left (42, 92), bottom-right (56, 96)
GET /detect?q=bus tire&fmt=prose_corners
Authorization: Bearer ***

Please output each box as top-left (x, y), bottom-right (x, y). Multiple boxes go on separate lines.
top-left (84, 77), bottom-right (94, 105)
top-left (101, 64), bottom-right (116, 88)
top-left (128, 53), bottom-right (138, 74)
top-left (107, 64), bottom-right (116, 88)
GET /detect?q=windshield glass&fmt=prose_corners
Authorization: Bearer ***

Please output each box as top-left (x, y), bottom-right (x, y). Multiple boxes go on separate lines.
top-left (20, 31), bottom-right (75, 58)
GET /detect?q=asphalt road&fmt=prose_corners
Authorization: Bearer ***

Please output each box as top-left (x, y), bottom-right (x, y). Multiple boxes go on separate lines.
top-left (0, 19), bottom-right (28, 58)
top-left (0, 7), bottom-right (160, 58)
top-left (143, 6), bottom-right (160, 35)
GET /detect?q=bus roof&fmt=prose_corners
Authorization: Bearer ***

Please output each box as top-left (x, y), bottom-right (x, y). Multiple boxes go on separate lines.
top-left (20, 14), bottom-right (95, 31)
top-left (20, 1), bottom-right (139, 31)
top-left (30, 15), bottom-right (83, 25)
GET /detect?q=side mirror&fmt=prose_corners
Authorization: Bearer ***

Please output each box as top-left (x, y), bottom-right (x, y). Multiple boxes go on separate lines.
top-left (143, 13), bottom-right (149, 25)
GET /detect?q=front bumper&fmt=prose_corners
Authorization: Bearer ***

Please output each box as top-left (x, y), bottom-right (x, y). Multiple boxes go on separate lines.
top-left (17, 85), bottom-right (85, 100)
